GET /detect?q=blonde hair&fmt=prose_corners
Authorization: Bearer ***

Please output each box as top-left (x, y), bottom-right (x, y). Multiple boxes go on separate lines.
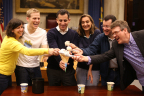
top-left (26, 8), bottom-right (40, 17)
top-left (77, 14), bottom-right (98, 37)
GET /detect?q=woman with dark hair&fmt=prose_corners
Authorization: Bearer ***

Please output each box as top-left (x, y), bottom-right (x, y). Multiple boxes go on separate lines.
top-left (76, 14), bottom-right (101, 86)
top-left (0, 18), bottom-right (59, 95)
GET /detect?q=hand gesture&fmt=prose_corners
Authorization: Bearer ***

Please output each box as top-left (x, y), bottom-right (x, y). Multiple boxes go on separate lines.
top-left (48, 48), bottom-right (60, 56)
top-left (87, 69), bottom-right (93, 84)
top-left (72, 55), bottom-right (89, 62)
top-left (70, 43), bottom-right (78, 49)
top-left (53, 48), bottom-right (60, 56)
top-left (72, 48), bottom-right (83, 55)
top-left (59, 60), bottom-right (69, 71)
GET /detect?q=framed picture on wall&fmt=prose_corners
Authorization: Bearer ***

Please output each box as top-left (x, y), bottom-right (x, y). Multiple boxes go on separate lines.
top-left (15, 0), bottom-right (84, 14)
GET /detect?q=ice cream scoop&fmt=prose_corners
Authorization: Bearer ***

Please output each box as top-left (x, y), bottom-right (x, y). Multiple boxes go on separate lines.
top-left (59, 49), bottom-right (74, 57)
top-left (65, 41), bottom-right (70, 46)
top-left (67, 46), bottom-right (72, 51)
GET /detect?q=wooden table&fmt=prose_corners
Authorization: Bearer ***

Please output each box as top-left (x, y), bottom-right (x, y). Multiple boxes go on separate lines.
top-left (2, 85), bottom-right (143, 96)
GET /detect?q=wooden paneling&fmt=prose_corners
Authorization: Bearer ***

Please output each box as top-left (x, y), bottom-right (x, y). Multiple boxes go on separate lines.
top-left (45, 29), bottom-right (50, 32)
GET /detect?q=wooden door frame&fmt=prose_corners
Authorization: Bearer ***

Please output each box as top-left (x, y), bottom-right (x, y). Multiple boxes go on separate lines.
top-left (124, 0), bottom-right (128, 21)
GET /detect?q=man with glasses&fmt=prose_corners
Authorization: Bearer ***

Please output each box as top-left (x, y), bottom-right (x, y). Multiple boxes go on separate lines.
top-left (73, 20), bottom-right (144, 93)
top-left (71, 15), bottom-right (120, 86)
top-left (46, 9), bottom-right (78, 86)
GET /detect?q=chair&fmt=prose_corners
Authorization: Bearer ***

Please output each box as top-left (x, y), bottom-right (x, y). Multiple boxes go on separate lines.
top-left (46, 13), bottom-right (57, 32)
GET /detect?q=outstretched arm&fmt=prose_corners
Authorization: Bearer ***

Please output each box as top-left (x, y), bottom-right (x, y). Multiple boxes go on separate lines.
top-left (72, 55), bottom-right (89, 62)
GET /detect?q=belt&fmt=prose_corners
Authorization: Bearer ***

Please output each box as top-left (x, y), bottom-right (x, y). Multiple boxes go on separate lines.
top-left (109, 68), bottom-right (118, 71)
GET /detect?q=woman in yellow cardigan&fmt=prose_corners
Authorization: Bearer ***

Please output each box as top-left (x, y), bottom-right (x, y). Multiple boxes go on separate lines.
top-left (0, 18), bottom-right (59, 95)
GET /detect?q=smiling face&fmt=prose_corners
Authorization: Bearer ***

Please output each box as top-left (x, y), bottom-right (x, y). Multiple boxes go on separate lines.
top-left (112, 26), bottom-right (130, 44)
top-left (12, 24), bottom-right (24, 40)
top-left (81, 16), bottom-right (92, 32)
top-left (102, 19), bottom-right (112, 37)
top-left (26, 12), bottom-right (40, 30)
top-left (56, 14), bottom-right (70, 31)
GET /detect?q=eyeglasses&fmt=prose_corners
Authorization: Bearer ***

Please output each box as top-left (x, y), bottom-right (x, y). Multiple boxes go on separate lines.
top-left (112, 30), bottom-right (123, 36)
top-left (101, 24), bottom-right (110, 28)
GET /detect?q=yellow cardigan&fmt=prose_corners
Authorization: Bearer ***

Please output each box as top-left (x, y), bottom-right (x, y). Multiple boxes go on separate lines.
top-left (0, 36), bottom-right (49, 75)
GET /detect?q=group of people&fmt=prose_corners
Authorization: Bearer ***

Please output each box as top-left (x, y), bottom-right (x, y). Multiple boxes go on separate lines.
top-left (0, 8), bottom-right (144, 95)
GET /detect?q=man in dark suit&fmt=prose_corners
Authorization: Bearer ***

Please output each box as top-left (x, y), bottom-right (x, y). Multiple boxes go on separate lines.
top-left (72, 20), bottom-right (144, 92)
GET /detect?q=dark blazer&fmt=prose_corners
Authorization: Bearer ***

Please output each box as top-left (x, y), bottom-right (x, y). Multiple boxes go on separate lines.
top-left (90, 30), bottom-right (144, 90)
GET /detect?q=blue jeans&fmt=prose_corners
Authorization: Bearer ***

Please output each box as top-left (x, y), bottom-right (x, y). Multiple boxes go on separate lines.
top-left (0, 73), bottom-right (12, 95)
top-left (15, 65), bottom-right (42, 86)
top-left (76, 67), bottom-right (100, 86)
top-left (101, 68), bottom-right (120, 86)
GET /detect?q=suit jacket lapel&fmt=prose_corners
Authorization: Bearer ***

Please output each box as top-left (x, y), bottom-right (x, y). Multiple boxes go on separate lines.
top-left (118, 44), bottom-right (124, 70)
top-left (118, 44), bottom-right (124, 67)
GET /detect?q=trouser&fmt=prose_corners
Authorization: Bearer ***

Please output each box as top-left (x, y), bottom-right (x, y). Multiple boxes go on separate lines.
top-left (142, 86), bottom-right (144, 93)
top-left (76, 67), bottom-right (100, 86)
top-left (15, 65), bottom-right (42, 86)
top-left (101, 68), bottom-right (120, 86)
top-left (0, 73), bottom-right (12, 95)
top-left (47, 68), bottom-right (77, 86)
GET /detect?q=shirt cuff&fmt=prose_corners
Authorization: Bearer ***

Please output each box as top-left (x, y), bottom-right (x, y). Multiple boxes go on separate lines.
top-left (87, 56), bottom-right (91, 65)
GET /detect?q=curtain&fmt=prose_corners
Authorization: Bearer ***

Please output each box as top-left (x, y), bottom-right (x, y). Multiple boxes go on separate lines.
top-left (0, 0), bottom-right (4, 46)
top-left (88, 0), bottom-right (104, 32)
top-left (3, 0), bottom-right (13, 30)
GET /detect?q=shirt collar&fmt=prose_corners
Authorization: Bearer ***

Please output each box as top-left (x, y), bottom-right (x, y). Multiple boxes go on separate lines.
top-left (84, 34), bottom-right (91, 39)
top-left (108, 37), bottom-right (115, 41)
top-left (129, 33), bottom-right (134, 44)
top-left (56, 26), bottom-right (68, 32)
top-left (124, 33), bottom-right (134, 46)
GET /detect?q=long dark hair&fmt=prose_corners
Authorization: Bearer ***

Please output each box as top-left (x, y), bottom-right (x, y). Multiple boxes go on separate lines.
top-left (77, 14), bottom-right (98, 37)
top-left (6, 18), bottom-right (24, 38)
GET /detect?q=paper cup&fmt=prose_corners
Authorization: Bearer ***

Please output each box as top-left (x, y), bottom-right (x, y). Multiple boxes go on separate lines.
top-left (20, 83), bottom-right (28, 93)
top-left (77, 84), bottom-right (85, 94)
top-left (107, 82), bottom-right (115, 91)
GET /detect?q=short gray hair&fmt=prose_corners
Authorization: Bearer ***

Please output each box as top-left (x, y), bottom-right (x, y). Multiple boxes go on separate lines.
top-left (111, 20), bottom-right (131, 33)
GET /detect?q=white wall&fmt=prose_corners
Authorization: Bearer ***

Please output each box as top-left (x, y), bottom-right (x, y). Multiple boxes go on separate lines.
top-left (13, 0), bottom-right (88, 29)
top-left (104, 0), bottom-right (124, 20)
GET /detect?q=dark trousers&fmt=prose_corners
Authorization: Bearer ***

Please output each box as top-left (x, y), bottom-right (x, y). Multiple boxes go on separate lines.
top-left (0, 73), bottom-right (12, 95)
top-left (101, 68), bottom-right (120, 86)
top-left (47, 68), bottom-right (77, 86)
top-left (142, 86), bottom-right (144, 93)
top-left (15, 65), bottom-right (42, 86)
